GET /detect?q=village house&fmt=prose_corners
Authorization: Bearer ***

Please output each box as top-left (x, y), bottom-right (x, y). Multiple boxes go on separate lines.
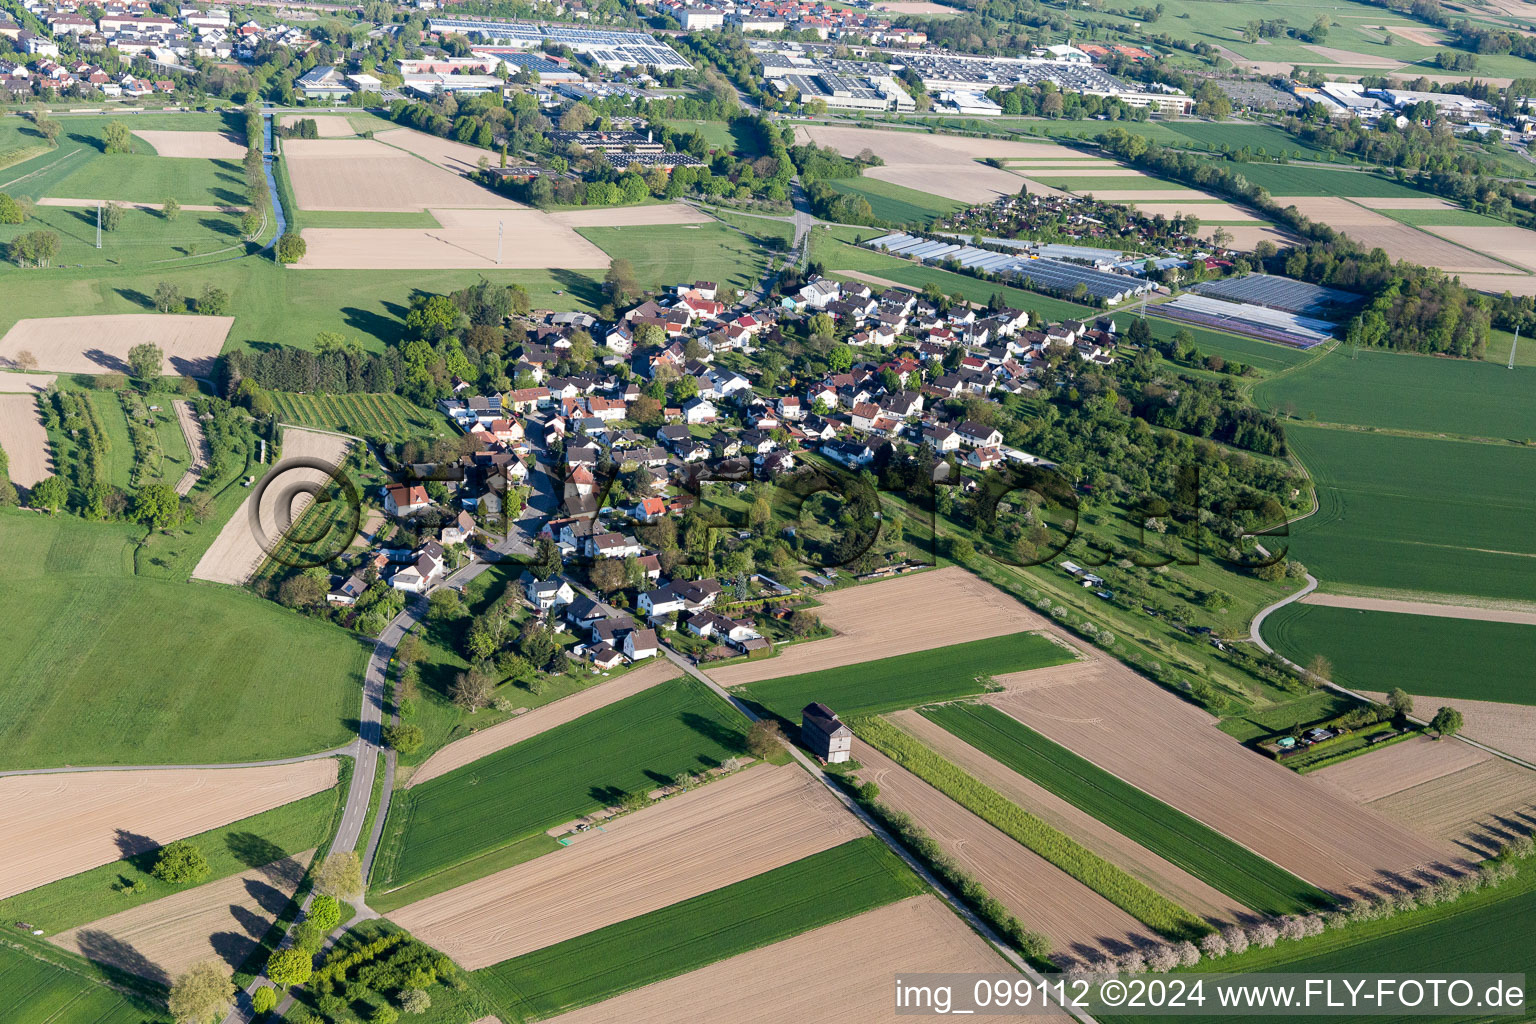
top-left (801, 702), bottom-right (853, 763)
top-left (523, 572), bottom-right (576, 610)
top-left (383, 483), bottom-right (431, 518)
top-left (390, 540), bottom-right (446, 594)
top-left (638, 577), bottom-right (723, 622)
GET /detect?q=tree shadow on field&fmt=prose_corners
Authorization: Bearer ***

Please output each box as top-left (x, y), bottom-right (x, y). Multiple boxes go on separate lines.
top-left (209, 928), bottom-right (259, 970)
top-left (73, 929), bottom-right (171, 988)
top-left (113, 287), bottom-right (155, 310)
top-left (340, 306), bottom-right (404, 347)
top-left (199, 216), bottom-right (240, 238)
top-left (588, 784), bottom-right (627, 807)
top-left (240, 877), bottom-right (292, 918)
top-left (225, 831), bottom-right (285, 870)
top-left (678, 711), bottom-right (747, 761)
top-left (68, 131), bottom-right (105, 153)
top-left (211, 187), bottom-right (247, 206)
top-left (113, 828), bottom-right (159, 862)
top-left (549, 267), bottom-right (604, 308)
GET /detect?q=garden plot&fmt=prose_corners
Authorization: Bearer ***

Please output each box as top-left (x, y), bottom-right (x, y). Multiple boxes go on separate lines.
top-left (294, 208), bottom-right (608, 270)
top-left (887, 710), bottom-right (1248, 926)
top-left (281, 138), bottom-right (517, 212)
top-left (797, 125), bottom-right (1070, 204)
top-left (280, 115), bottom-right (354, 137)
top-left (191, 427), bottom-right (352, 586)
top-left (1360, 692), bottom-right (1536, 766)
top-left (551, 895), bottom-right (1043, 1024)
top-left (1271, 197), bottom-right (1512, 273)
top-left (0, 393), bottom-right (50, 486)
top-left (853, 741), bottom-right (1156, 963)
top-left (388, 764), bottom-right (865, 969)
top-left (130, 130), bottom-right (246, 159)
top-left (0, 314), bottom-right (231, 377)
top-left (406, 661), bottom-right (679, 789)
top-left (713, 567), bottom-right (1051, 686)
top-left (0, 760), bottom-right (337, 900)
top-left (985, 655), bottom-right (1467, 896)
top-left (1432, 225), bottom-right (1536, 273)
top-left (50, 850), bottom-right (312, 980)
top-left (1367, 760), bottom-right (1536, 852)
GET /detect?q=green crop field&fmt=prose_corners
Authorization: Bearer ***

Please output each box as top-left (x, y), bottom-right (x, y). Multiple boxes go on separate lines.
top-left (1165, 123), bottom-right (1326, 160)
top-left (1228, 164), bottom-right (1432, 199)
top-left (578, 222), bottom-right (774, 296)
top-left (1028, 173), bottom-right (1192, 192)
top-left (0, 511), bottom-right (365, 768)
top-left (923, 704), bottom-right (1329, 915)
top-left (1263, 602), bottom-right (1536, 706)
top-left (0, 942), bottom-right (169, 1024)
top-left (1287, 426), bottom-right (1536, 603)
top-left (374, 677), bottom-right (748, 888)
top-left (270, 392), bottom-right (448, 442)
top-left (825, 177), bottom-right (965, 225)
top-left (1104, 862), bottom-right (1536, 1024)
top-left (474, 837), bottom-right (925, 1020)
top-left (1255, 349), bottom-right (1536, 438)
top-left (0, 770), bottom-right (344, 934)
top-left (736, 631), bottom-right (1073, 720)
top-left (1383, 207), bottom-right (1508, 228)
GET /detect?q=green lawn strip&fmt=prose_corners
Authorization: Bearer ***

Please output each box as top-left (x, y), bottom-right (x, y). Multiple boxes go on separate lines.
top-left (0, 940), bottom-right (171, 1024)
top-left (576, 222), bottom-right (773, 296)
top-left (1101, 860), bottom-right (1536, 1024)
top-left (1028, 174), bottom-right (1190, 192)
top-left (473, 836), bottom-right (923, 1021)
top-left (825, 176), bottom-right (965, 225)
top-left (375, 677), bottom-right (748, 888)
top-left (735, 631), bottom-right (1072, 720)
top-left (1262, 602), bottom-right (1536, 707)
top-left (296, 209), bottom-right (444, 229)
top-left (922, 703), bottom-right (1328, 915)
top-left (1381, 207), bottom-right (1507, 228)
top-left (0, 510), bottom-right (365, 768)
top-left (1254, 348), bottom-right (1536, 438)
top-left (1286, 426), bottom-right (1536, 604)
top-left (1218, 691), bottom-right (1358, 743)
top-left (0, 768), bottom-right (345, 935)
top-left (49, 152), bottom-right (248, 208)
top-left (369, 835), bottom-right (560, 914)
top-left (1229, 163), bottom-right (1432, 199)
top-left (852, 714), bottom-right (1209, 939)
top-left (131, 447), bottom-right (257, 580)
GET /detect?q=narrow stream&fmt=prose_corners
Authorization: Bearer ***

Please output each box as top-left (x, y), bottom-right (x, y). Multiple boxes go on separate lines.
top-left (261, 109), bottom-right (287, 251)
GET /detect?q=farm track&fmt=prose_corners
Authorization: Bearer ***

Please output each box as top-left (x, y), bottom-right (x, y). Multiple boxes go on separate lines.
top-left (171, 399), bottom-right (209, 496)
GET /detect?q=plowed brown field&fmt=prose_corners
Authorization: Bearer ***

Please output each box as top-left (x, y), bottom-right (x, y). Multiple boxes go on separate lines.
top-left (0, 760), bottom-right (337, 899)
top-left (1368, 760), bottom-right (1536, 852)
top-left (985, 660), bottom-right (1468, 895)
top-left (50, 850), bottom-right (312, 980)
top-left (406, 661), bottom-right (679, 789)
top-left (281, 139), bottom-right (517, 212)
top-left (797, 125), bottom-right (1070, 204)
top-left (388, 764), bottom-right (866, 969)
top-left (887, 711), bottom-right (1248, 927)
top-left (1360, 692), bottom-right (1536, 765)
top-left (552, 896), bottom-right (1054, 1024)
top-left (852, 740), bottom-right (1155, 964)
top-left (0, 393), bottom-right (50, 486)
top-left (1309, 735), bottom-right (1492, 803)
top-left (0, 314), bottom-right (231, 377)
top-left (713, 567), bottom-right (1058, 686)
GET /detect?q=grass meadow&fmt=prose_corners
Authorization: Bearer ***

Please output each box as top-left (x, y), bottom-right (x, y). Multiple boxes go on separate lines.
top-left (578, 222), bottom-right (776, 296)
top-left (736, 631), bottom-right (1073, 720)
top-left (0, 511), bottom-right (365, 768)
top-left (0, 942), bottom-right (169, 1024)
top-left (0, 118), bottom-right (55, 172)
top-left (1287, 426), bottom-right (1536, 603)
top-left (1255, 349), bottom-right (1536, 439)
top-left (473, 837), bottom-right (923, 1020)
top-left (1224, 164), bottom-right (1431, 199)
top-left (373, 678), bottom-right (750, 889)
top-left (825, 176), bottom-right (965, 225)
top-left (922, 703), bottom-right (1331, 915)
top-left (0, 202), bottom-right (250, 269)
top-left (269, 391), bottom-right (447, 442)
top-left (0, 768), bottom-right (346, 934)
top-left (1263, 602), bottom-right (1536, 706)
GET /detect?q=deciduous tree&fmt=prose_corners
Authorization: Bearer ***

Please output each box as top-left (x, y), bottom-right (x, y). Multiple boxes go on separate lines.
top-left (168, 960), bottom-right (235, 1023)
top-left (152, 840), bottom-right (211, 884)
top-left (313, 850), bottom-right (363, 902)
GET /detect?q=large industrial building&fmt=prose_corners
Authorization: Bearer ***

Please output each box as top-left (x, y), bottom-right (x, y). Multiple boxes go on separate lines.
top-left (426, 18), bottom-right (691, 71)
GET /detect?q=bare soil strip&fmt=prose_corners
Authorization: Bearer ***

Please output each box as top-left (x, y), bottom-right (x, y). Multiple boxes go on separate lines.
top-left (172, 399), bottom-right (210, 496)
top-left (1367, 760), bottom-right (1536, 853)
top-left (552, 895), bottom-right (1052, 1024)
top-left (985, 656), bottom-right (1468, 895)
top-left (191, 427), bottom-right (352, 586)
top-left (51, 850), bottom-right (313, 979)
top-left (0, 372), bottom-right (56, 392)
top-left (713, 567), bottom-right (1058, 686)
top-left (405, 661), bottom-right (679, 789)
top-left (1432, 225), bottom-right (1536, 273)
top-left (887, 710), bottom-right (1249, 926)
top-left (0, 314), bottom-right (231, 377)
top-left (1360, 691), bottom-right (1536, 766)
top-left (1299, 45), bottom-right (1407, 67)
top-left (295, 208), bottom-right (608, 271)
top-left (281, 138), bottom-right (517, 212)
top-left (1272, 197), bottom-right (1511, 273)
top-left (1198, 224), bottom-right (1303, 251)
top-left (853, 740), bottom-right (1157, 963)
top-left (1302, 592), bottom-right (1536, 626)
top-left (1308, 735), bottom-right (1492, 803)
top-left (280, 115), bottom-right (355, 138)
top-left (388, 764), bottom-right (866, 969)
top-left (1456, 273), bottom-right (1536, 296)
top-left (0, 760), bottom-right (337, 900)
top-left (130, 130), bottom-right (246, 159)
top-left (548, 204), bottom-right (712, 227)
top-left (1130, 201), bottom-right (1260, 222)
top-left (373, 127), bottom-right (514, 178)
top-left (0, 393), bottom-right (51, 487)
top-left (1349, 196), bottom-right (1457, 210)
top-left (1077, 189), bottom-right (1217, 202)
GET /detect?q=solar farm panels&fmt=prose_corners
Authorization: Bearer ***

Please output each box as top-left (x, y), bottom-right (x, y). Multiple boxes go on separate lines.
top-left (1192, 275), bottom-right (1362, 319)
top-left (1157, 294), bottom-right (1335, 349)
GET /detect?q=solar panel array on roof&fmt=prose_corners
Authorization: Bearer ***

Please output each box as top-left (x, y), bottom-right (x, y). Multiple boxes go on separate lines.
top-left (1192, 276), bottom-right (1362, 319)
top-left (432, 19), bottom-right (689, 68)
top-left (863, 236), bottom-right (1151, 304)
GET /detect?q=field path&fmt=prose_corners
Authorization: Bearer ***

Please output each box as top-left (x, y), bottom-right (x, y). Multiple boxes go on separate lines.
top-left (405, 660), bottom-right (678, 789)
top-left (1300, 591), bottom-right (1536, 626)
top-left (172, 399), bottom-right (210, 496)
